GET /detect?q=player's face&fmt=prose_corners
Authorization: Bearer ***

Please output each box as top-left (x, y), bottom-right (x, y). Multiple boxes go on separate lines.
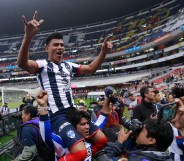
top-left (46, 39), bottom-right (65, 64)
top-left (76, 118), bottom-right (90, 139)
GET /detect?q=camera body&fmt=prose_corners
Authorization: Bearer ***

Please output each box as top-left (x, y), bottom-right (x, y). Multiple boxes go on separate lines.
top-left (11, 112), bottom-right (22, 120)
top-left (121, 116), bottom-right (143, 135)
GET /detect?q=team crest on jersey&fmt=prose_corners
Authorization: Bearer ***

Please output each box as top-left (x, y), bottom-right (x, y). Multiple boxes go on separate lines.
top-left (64, 62), bottom-right (72, 72)
top-left (66, 130), bottom-right (76, 138)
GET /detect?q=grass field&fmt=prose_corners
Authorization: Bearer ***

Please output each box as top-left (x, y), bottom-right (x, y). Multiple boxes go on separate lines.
top-left (0, 131), bottom-right (16, 161)
top-left (0, 101), bottom-right (22, 109)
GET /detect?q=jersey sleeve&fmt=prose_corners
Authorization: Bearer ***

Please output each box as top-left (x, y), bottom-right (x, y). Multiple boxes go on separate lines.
top-left (35, 59), bottom-right (47, 74)
top-left (67, 62), bottom-right (81, 77)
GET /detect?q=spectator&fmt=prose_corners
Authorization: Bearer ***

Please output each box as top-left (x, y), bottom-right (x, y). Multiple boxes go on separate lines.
top-left (13, 105), bottom-right (39, 161)
top-left (98, 102), bottom-right (120, 142)
top-left (77, 102), bottom-right (97, 122)
top-left (0, 101), bottom-right (10, 116)
top-left (133, 86), bottom-right (157, 122)
top-left (168, 87), bottom-right (184, 161)
top-left (76, 97), bottom-right (86, 106)
top-left (22, 93), bottom-right (35, 105)
top-left (93, 96), bottom-right (105, 115)
top-left (153, 90), bottom-right (162, 113)
top-left (128, 93), bottom-right (141, 120)
top-left (101, 120), bottom-right (173, 161)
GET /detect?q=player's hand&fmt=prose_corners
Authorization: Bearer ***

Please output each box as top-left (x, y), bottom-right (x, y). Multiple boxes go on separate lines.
top-left (101, 35), bottom-right (113, 53)
top-left (22, 11), bottom-right (44, 38)
top-left (36, 90), bottom-right (48, 107)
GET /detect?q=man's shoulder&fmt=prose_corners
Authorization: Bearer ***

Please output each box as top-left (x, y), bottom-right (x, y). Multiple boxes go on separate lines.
top-left (21, 125), bottom-right (35, 137)
top-left (134, 103), bottom-right (142, 110)
top-left (22, 123), bottom-right (39, 131)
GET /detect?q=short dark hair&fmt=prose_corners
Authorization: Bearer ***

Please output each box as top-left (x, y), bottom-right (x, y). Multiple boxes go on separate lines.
top-left (67, 108), bottom-right (91, 128)
top-left (23, 105), bottom-right (37, 118)
top-left (144, 119), bottom-right (173, 151)
top-left (171, 84), bottom-right (184, 98)
top-left (153, 90), bottom-right (159, 95)
top-left (140, 86), bottom-right (152, 99)
top-left (45, 32), bottom-right (63, 45)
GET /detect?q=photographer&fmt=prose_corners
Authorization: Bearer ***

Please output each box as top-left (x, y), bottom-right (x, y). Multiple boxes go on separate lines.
top-left (22, 93), bottom-right (35, 106)
top-left (98, 119), bottom-right (173, 161)
top-left (170, 106), bottom-right (184, 161)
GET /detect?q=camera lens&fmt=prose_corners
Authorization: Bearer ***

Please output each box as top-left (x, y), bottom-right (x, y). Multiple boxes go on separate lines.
top-left (121, 116), bottom-right (131, 130)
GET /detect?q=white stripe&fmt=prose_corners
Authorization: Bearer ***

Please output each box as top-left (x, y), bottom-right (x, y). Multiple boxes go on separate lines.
top-left (39, 121), bottom-right (46, 141)
top-left (95, 114), bottom-right (106, 127)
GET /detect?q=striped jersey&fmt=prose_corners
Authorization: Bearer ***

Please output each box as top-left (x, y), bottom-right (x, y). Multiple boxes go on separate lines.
top-left (169, 124), bottom-right (184, 161)
top-left (36, 59), bottom-right (81, 113)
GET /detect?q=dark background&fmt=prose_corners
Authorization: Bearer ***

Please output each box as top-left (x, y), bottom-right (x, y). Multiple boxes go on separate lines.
top-left (0, 0), bottom-right (165, 37)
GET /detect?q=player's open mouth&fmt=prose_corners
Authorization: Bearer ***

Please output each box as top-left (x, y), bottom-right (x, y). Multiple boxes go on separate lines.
top-left (57, 51), bottom-right (63, 55)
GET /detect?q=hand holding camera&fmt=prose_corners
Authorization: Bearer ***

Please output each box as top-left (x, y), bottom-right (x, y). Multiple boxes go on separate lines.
top-left (121, 116), bottom-right (143, 137)
top-left (118, 127), bottom-right (132, 144)
top-left (104, 86), bottom-right (118, 104)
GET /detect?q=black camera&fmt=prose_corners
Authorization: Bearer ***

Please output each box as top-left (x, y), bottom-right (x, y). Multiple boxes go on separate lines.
top-left (121, 116), bottom-right (143, 136)
top-left (11, 112), bottom-right (22, 120)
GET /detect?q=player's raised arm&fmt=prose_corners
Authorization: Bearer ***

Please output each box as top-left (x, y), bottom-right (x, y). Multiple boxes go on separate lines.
top-left (17, 11), bottom-right (44, 74)
top-left (80, 35), bottom-right (113, 75)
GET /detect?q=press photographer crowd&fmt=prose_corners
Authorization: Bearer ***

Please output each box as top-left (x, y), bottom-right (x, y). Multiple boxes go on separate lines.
top-left (0, 83), bottom-right (184, 161)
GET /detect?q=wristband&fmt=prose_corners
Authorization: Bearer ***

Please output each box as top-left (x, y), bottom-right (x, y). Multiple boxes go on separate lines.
top-left (38, 106), bottom-right (48, 111)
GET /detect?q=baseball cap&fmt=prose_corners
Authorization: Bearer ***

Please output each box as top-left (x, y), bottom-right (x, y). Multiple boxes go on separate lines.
top-left (4, 101), bottom-right (8, 104)
top-left (77, 102), bottom-right (86, 107)
top-left (97, 95), bottom-right (105, 102)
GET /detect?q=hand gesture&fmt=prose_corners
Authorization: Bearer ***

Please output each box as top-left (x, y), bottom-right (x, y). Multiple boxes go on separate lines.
top-left (118, 127), bottom-right (132, 144)
top-left (22, 11), bottom-right (44, 38)
top-left (101, 35), bottom-right (113, 54)
top-left (36, 90), bottom-right (48, 107)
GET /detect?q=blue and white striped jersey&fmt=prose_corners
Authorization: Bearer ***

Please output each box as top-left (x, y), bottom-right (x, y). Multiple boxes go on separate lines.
top-left (169, 124), bottom-right (184, 161)
top-left (39, 112), bottom-right (108, 161)
top-left (36, 59), bottom-right (81, 113)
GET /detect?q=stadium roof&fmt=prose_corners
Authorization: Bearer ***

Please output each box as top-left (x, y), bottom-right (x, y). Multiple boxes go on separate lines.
top-left (0, 0), bottom-right (166, 37)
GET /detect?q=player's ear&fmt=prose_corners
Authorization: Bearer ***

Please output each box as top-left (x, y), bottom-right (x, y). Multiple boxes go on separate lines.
top-left (44, 44), bottom-right (48, 51)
